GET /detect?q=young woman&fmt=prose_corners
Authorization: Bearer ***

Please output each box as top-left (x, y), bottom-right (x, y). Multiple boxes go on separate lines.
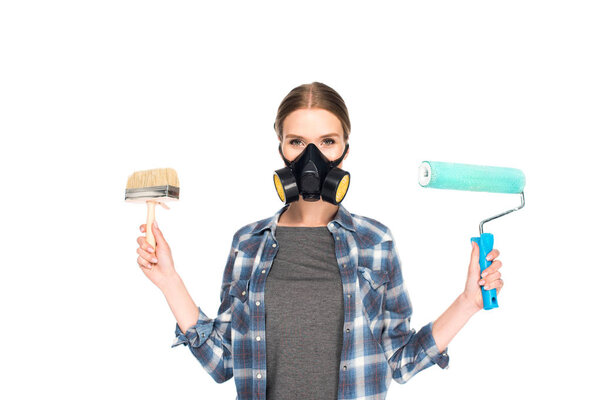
top-left (135, 82), bottom-right (504, 400)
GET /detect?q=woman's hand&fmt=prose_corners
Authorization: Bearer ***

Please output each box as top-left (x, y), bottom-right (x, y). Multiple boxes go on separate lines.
top-left (462, 241), bottom-right (504, 312)
top-left (136, 220), bottom-right (177, 290)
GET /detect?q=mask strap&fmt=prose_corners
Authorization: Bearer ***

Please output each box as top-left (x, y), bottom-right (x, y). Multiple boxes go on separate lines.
top-left (278, 143), bottom-right (292, 167)
top-left (330, 143), bottom-right (349, 167)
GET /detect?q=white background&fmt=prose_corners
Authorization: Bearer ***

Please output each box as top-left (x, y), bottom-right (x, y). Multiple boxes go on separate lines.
top-left (1, 1), bottom-right (598, 399)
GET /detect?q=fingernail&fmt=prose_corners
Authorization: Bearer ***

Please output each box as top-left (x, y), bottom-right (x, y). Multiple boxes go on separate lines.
top-left (152, 258), bottom-right (158, 263)
top-left (481, 271), bottom-right (488, 278)
top-left (153, 220), bottom-right (157, 228)
top-left (147, 246), bottom-right (154, 253)
top-left (486, 254), bottom-right (492, 261)
top-left (471, 241), bottom-right (475, 248)
top-left (484, 285), bottom-right (490, 290)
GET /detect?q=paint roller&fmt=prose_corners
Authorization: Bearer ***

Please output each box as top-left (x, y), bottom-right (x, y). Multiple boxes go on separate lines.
top-left (418, 161), bottom-right (526, 310)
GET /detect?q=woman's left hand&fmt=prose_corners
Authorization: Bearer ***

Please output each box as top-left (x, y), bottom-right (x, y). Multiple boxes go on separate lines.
top-left (462, 241), bottom-right (504, 312)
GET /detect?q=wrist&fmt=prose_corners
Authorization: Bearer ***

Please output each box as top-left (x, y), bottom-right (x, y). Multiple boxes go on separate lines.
top-left (159, 271), bottom-right (182, 294)
top-left (458, 292), bottom-right (480, 317)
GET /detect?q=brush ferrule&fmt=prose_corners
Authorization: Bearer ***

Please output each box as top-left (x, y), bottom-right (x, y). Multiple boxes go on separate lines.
top-left (124, 185), bottom-right (180, 201)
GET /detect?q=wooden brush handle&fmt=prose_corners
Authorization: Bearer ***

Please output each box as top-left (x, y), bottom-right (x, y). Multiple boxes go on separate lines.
top-left (146, 200), bottom-right (157, 249)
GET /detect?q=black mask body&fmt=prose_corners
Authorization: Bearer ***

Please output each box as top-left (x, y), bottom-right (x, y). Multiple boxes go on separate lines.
top-left (273, 142), bottom-right (350, 205)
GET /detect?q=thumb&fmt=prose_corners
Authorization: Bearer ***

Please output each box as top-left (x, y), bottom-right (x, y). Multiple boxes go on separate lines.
top-left (469, 240), bottom-right (481, 277)
top-left (151, 220), bottom-right (166, 245)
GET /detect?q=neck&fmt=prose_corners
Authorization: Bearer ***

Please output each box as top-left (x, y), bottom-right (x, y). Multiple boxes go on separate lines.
top-left (278, 198), bottom-right (339, 227)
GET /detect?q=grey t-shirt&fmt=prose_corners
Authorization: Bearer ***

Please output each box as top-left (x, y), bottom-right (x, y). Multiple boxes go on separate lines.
top-left (265, 225), bottom-right (344, 400)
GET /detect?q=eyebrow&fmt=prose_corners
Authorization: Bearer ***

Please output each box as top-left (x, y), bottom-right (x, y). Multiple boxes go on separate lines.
top-left (286, 132), bottom-right (341, 139)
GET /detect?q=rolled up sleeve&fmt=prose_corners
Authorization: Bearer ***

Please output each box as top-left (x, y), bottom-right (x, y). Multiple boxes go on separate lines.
top-left (415, 321), bottom-right (450, 369)
top-left (171, 306), bottom-right (215, 349)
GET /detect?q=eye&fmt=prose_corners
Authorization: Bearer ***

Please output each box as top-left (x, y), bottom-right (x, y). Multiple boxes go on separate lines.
top-left (288, 138), bottom-right (335, 146)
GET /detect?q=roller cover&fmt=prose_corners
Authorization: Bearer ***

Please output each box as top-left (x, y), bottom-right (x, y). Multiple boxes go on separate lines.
top-left (418, 161), bottom-right (525, 194)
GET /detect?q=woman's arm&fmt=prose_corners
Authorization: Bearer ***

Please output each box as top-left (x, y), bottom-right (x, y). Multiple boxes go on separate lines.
top-left (160, 273), bottom-right (201, 335)
top-left (137, 220), bottom-right (238, 383)
top-left (432, 241), bottom-right (504, 352)
top-left (166, 230), bottom-right (241, 384)
top-left (431, 293), bottom-right (479, 352)
top-left (378, 232), bottom-right (451, 384)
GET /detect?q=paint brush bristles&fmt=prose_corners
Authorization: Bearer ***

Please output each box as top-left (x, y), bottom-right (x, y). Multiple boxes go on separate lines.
top-left (126, 167), bottom-right (180, 191)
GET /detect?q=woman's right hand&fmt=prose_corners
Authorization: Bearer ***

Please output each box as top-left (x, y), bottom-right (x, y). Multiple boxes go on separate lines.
top-left (136, 220), bottom-right (177, 290)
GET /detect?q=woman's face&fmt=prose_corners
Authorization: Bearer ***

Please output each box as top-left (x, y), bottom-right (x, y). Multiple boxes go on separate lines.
top-left (279, 108), bottom-right (348, 168)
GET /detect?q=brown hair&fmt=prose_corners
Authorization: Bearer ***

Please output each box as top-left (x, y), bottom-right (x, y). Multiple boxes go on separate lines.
top-left (273, 82), bottom-right (351, 144)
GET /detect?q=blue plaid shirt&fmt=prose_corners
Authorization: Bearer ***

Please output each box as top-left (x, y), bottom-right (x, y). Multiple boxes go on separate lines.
top-left (172, 203), bottom-right (450, 399)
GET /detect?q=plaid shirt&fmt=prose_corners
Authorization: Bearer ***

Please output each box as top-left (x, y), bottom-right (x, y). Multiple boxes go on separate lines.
top-left (171, 203), bottom-right (449, 399)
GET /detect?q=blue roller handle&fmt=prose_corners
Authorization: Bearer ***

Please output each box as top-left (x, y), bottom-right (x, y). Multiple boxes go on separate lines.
top-left (470, 233), bottom-right (499, 310)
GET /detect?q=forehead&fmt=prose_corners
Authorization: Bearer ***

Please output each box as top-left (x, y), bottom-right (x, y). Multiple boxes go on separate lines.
top-left (282, 108), bottom-right (343, 138)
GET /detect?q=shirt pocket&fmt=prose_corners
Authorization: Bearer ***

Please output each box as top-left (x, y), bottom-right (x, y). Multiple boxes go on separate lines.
top-left (357, 266), bottom-right (390, 323)
top-left (229, 279), bottom-right (250, 335)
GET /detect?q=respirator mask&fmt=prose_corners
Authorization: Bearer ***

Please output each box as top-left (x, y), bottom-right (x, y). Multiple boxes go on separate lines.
top-left (273, 142), bottom-right (350, 205)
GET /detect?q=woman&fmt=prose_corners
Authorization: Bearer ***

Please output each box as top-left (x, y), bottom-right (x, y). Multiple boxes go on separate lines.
top-left (135, 82), bottom-right (504, 400)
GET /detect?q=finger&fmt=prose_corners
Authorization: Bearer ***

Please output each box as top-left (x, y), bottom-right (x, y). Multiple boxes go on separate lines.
top-left (483, 278), bottom-right (503, 291)
top-left (485, 248), bottom-right (500, 261)
top-left (140, 224), bottom-right (146, 233)
top-left (137, 255), bottom-right (153, 270)
top-left (470, 240), bottom-right (480, 268)
top-left (479, 271), bottom-right (501, 288)
top-left (137, 236), bottom-right (155, 253)
top-left (137, 246), bottom-right (158, 263)
top-left (481, 259), bottom-right (502, 277)
top-left (151, 220), bottom-right (166, 245)
top-left (144, 238), bottom-right (155, 254)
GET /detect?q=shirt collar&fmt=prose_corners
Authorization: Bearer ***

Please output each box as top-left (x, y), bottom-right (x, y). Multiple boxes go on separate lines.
top-left (249, 202), bottom-right (357, 236)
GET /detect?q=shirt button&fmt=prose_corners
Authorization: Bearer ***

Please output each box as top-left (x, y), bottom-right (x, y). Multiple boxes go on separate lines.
top-left (343, 264), bottom-right (346, 268)
top-left (256, 336), bottom-right (261, 341)
top-left (345, 328), bottom-right (350, 333)
top-left (272, 243), bottom-right (277, 247)
top-left (255, 301), bottom-right (260, 306)
top-left (241, 291), bottom-right (246, 296)
top-left (347, 294), bottom-right (351, 298)
top-left (256, 373), bottom-right (262, 379)
top-left (336, 236), bottom-right (340, 240)
top-left (261, 269), bottom-right (266, 274)
top-left (342, 365), bottom-right (347, 371)
top-left (202, 332), bottom-right (205, 337)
